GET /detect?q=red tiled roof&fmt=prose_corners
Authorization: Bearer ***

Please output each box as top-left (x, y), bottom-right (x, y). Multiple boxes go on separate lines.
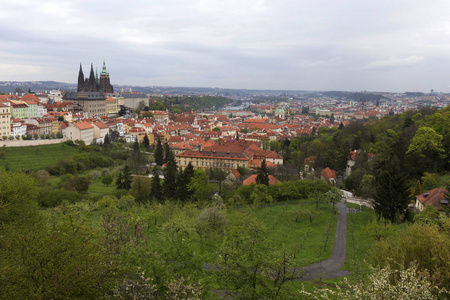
top-left (93, 121), bottom-right (109, 129)
top-left (321, 167), bottom-right (336, 182)
top-left (416, 188), bottom-right (449, 211)
top-left (243, 174), bottom-right (280, 185)
top-left (74, 122), bottom-right (94, 130)
top-left (20, 93), bottom-right (41, 102)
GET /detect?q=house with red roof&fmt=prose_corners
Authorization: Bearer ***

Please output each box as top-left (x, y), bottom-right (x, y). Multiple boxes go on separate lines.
top-left (321, 167), bottom-right (336, 185)
top-left (415, 188), bottom-right (449, 212)
top-left (304, 156), bottom-right (316, 172)
top-left (243, 174), bottom-right (280, 186)
top-left (65, 122), bottom-right (94, 145)
top-left (92, 121), bottom-right (110, 143)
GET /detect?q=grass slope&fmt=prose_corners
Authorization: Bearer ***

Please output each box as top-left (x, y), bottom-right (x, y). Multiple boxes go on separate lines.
top-left (1, 143), bottom-right (79, 171)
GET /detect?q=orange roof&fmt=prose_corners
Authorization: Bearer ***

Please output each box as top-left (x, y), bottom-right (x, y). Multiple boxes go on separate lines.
top-left (20, 93), bottom-right (41, 102)
top-left (416, 188), bottom-right (449, 211)
top-left (74, 122), bottom-right (94, 130)
top-left (93, 121), bottom-right (109, 129)
top-left (321, 167), bottom-right (336, 182)
top-left (243, 174), bottom-right (280, 185)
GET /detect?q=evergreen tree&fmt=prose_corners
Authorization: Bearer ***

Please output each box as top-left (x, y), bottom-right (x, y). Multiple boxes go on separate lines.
top-left (330, 113), bottom-right (335, 125)
top-left (338, 122), bottom-right (344, 130)
top-left (163, 154), bottom-right (178, 199)
top-left (143, 134), bottom-right (150, 150)
top-left (163, 142), bottom-right (171, 163)
top-left (104, 133), bottom-right (110, 146)
top-left (256, 159), bottom-right (269, 185)
top-left (128, 142), bottom-right (146, 175)
top-left (116, 165), bottom-right (132, 190)
top-left (373, 156), bottom-right (410, 222)
top-left (155, 139), bottom-right (164, 166)
top-left (176, 162), bottom-right (194, 201)
top-left (150, 168), bottom-right (162, 202)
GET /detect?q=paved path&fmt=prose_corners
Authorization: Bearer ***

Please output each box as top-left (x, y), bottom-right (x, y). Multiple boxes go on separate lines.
top-left (295, 201), bottom-right (351, 280)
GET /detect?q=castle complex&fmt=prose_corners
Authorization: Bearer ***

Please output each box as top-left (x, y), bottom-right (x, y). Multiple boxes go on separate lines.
top-left (63, 60), bottom-right (114, 116)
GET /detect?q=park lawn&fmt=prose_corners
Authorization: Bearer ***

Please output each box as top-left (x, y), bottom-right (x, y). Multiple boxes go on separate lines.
top-left (1, 143), bottom-right (80, 171)
top-left (88, 179), bottom-right (117, 197)
top-left (226, 201), bottom-right (338, 266)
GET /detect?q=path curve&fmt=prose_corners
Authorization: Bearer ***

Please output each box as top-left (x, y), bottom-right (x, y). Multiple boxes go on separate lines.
top-left (295, 201), bottom-right (351, 280)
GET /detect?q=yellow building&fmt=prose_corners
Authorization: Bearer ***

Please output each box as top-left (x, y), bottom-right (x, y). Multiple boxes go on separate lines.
top-left (176, 150), bottom-right (250, 170)
top-left (0, 103), bottom-right (11, 138)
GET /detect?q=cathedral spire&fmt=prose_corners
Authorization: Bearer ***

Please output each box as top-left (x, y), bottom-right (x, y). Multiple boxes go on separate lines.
top-left (88, 63), bottom-right (96, 91)
top-left (77, 63), bottom-right (84, 92)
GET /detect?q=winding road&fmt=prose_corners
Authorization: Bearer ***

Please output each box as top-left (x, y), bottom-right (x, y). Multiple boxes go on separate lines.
top-left (295, 201), bottom-right (351, 280)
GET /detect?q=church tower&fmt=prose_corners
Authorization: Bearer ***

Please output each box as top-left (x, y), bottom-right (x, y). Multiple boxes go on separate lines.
top-left (99, 59), bottom-right (114, 93)
top-left (88, 63), bottom-right (97, 91)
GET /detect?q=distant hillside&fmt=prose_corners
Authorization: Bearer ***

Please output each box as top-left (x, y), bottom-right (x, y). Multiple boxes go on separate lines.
top-left (321, 91), bottom-right (389, 102)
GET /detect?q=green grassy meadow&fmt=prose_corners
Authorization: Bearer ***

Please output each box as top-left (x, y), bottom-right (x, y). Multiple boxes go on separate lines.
top-left (0, 143), bottom-right (80, 171)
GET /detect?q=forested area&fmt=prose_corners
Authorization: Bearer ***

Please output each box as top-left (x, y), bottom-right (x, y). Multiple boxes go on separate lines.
top-left (0, 106), bottom-right (449, 299)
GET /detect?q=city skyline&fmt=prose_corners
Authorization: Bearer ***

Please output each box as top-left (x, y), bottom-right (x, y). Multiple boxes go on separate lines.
top-left (2, 1), bottom-right (450, 93)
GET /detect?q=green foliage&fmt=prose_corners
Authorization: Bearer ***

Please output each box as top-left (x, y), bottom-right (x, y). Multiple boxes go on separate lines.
top-left (0, 213), bottom-right (117, 299)
top-left (102, 174), bottom-right (113, 186)
top-left (256, 158), bottom-right (269, 185)
top-left (151, 168), bottom-right (162, 202)
top-left (216, 213), bottom-right (299, 298)
top-left (373, 156), bottom-right (410, 222)
top-left (188, 169), bottom-right (213, 202)
top-left (130, 176), bottom-right (151, 204)
top-left (2, 144), bottom-right (79, 171)
top-left (363, 217), bottom-right (396, 241)
top-left (155, 139), bottom-right (164, 166)
top-left (0, 171), bottom-right (39, 226)
top-left (64, 175), bottom-right (91, 194)
top-left (368, 222), bottom-right (450, 290)
top-left (37, 188), bottom-right (82, 208)
top-left (163, 154), bottom-right (178, 199)
top-left (414, 205), bottom-right (441, 225)
top-left (116, 165), bottom-right (133, 190)
top-left (421, 172), bottom-right (439, 191)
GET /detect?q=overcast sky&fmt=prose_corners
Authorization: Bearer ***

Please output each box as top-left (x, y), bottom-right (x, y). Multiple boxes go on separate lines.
top-left (1, 0), bottom-right (450, 92)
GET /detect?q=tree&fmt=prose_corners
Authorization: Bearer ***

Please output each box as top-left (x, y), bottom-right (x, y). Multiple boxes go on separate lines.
top-left (407, 126), bottom-right (446, 174)
top-left (151, 168), bottom-right (162, 202)
top-left (163, 155), bottom-right (178, 199)
top-left (130, 176), bottom-right (151, 204)
top-left (212, 126), bottom-right (220, 132)
top-left (128, 140), bottom-right (147, 175)
top-left (0, 172), bottom-right (40, 227)
top-left (188, 169), bottom-right (213, 202)
top-left (163, 142), bottom-right (171, 163)
top-left (256, 159), bottom-right (270, 185)
top-left (0, 213), bottom-right (117, 299)
top-left (116, 165), bottom-right (132, 190)
top-left (414, 205), bottom-right (441, 225)
top-left (143, 134), bottom-right (150, 150)
top-left (368, 223), bottom-right (450, 291)
top-left (155, 139), bottom-right (164, 166)
top-left (104, 133), bottom-right (110, 146)
top-left (363, 217), bottom-right (396, 241)
top-left (301, 264), bottom-right (449, 299)
top-left (102, 174), bottom-right (113, 186)
top-left (217, 214), bottom-right (299, 298)
top-left (325, 187), bottom-right (343, 211)
top-left (206, 167), bottom-right (228, 195)
top-left (373, 156), bottom-right (410, 222)
top-left (176, 162), bottom-right (194, 201)
top-left (65, 175), bottom-right (90, 194)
